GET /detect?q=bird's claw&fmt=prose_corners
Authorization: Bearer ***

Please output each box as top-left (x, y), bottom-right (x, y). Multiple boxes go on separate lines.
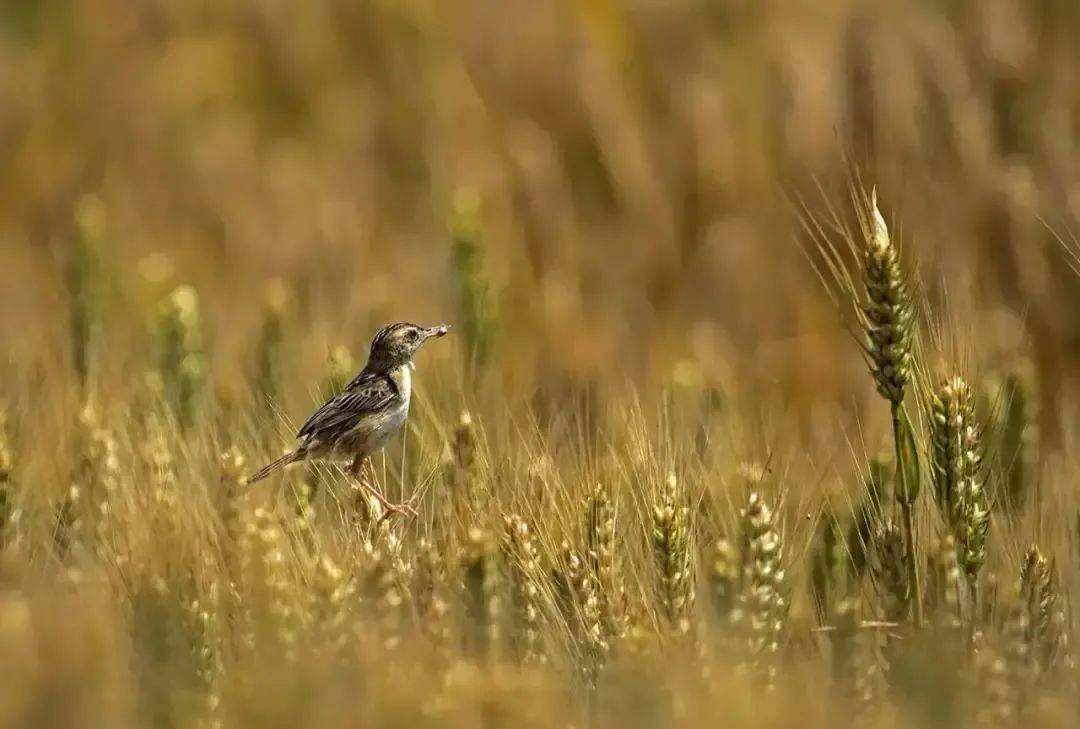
top-left (377, 496), bottom-right (419, 522)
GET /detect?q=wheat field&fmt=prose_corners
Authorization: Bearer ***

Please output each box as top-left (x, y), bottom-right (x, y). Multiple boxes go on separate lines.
top-left (2, 1), bottom-right (1080, 727)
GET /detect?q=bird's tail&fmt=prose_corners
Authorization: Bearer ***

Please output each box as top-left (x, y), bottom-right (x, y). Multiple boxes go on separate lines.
top-left (247, 449), bottom-right (304, 485)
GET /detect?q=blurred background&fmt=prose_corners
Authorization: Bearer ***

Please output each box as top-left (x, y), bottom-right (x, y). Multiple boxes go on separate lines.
top-left (1, 0), bottom-right (1079, 453)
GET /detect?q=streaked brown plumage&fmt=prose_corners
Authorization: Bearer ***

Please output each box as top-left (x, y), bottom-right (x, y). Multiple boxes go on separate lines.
top-left (248, 322), bottom-right (449, 516)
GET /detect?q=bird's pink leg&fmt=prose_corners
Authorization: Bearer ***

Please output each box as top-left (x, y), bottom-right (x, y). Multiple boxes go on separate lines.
top-left (349, 454), bottom-right (417, 519)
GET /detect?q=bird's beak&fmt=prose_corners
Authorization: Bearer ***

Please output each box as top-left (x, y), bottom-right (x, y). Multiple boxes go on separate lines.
top-left (426, 325), bottom-right (450, 339)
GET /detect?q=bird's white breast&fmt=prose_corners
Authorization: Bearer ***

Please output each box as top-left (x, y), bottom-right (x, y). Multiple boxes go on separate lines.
top-left (372, 364), bottom-right (410, 450)
top-left (389, 364), bottom-right (411, 427)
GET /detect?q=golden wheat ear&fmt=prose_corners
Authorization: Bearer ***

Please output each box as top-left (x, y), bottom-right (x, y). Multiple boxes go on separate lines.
top-left (246, 449), bottom-right (303, 484)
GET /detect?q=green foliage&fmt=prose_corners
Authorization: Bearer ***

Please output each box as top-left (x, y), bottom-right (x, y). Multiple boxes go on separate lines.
top-left (449, 188), bottom-right (496, 375)
top-left (996, 372), bottom-right (1038, 514)
top-left (153, 285), bottom-right (207, 429)
top-left (810, 510), bottom-right (846, 623)
top-left (252, 281), bottom-right (289, 409)
top-left (66, 196), bottom-right (108, 390)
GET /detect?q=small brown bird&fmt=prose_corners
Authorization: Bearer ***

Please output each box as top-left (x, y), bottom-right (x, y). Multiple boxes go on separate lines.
top-left (248, 322), bottom-right (449, 516)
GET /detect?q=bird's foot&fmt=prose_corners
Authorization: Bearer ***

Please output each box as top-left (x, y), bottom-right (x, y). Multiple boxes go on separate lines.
top-left (379, 500), bottom-right (419, 521)
top-left (370, 490), bottom-right (419, 521)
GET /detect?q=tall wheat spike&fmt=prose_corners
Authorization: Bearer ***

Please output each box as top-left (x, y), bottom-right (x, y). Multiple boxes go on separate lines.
top-left (310, 553), bottom-right (355, 661)
top-left (75, 402), bottom-right (121, 562)
top-left (415, 538), bottom-right (454, 667)
top-left (462, 527), bottom-right (500, 663)
top-left (1002, 600), bottom-right (1036, 720)
top-left (1019, 546), bottom-right (1073, 682)
top-left (927, 535), bottom-right (963, 635)
top-left (734, 489), bottom-right (785, 689)
top-left (831, 598), bottom-right (880, 714)
top-left (218, 447), bottom-right (246, 585)
top-left (503, 514), bottom-right (546, 666)
top-left (872, 521), bottom-right (909, 677)
top-left (184, 587), bottom-right (224, 729)
top-left (849, 455), bottom-right (889, 580)
top-left (584, 483), bottom-right (618, 641)
top-left (857, 190), bottom-right (922, 627)
top-left (143, 413), bottom-right (182, 557)
top-left (873, 521), bottom-right (909, 625)
top-left (930, 376), bottom-right (990, 602)
top-left (651, 473), bottom-right (694, 640)
top-left (560, 539), bottom-right (608, 698)
top-left (247, 508), bottom-right (301, 663)
top-left (452, 411), bottom-right (484, 518)
top-left (975, 644), bottom-right (1015, 727)
top-left (361, 530), bottom-right (412, 652)
top-left (449, 187), bottom-right (496, 374)
top-left (252, 280), bottom-right (289, 410)
top-left (154, 285), bottom-right (207, 429)
top-left (811, 510), bottom-right (846, 623)
top-left (860, 191), bottom-right (914, 408)
top-left (709, 537), bottom-right (740, 628)
top-left (67, 195), bottom-right (106, 390)
top-left (997, 371), bottom-right (1038, 513)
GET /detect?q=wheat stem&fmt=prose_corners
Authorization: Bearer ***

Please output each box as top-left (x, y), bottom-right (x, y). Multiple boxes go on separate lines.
top-left (891, 406), bottom-right (923, 628)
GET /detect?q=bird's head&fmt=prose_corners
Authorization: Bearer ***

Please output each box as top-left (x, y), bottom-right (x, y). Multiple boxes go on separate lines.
top-left (367, 322), bottom-right (449, 369)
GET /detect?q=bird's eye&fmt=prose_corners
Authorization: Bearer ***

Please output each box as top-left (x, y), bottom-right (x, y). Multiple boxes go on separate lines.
top-left (408, 330), bottom-right (419, 341)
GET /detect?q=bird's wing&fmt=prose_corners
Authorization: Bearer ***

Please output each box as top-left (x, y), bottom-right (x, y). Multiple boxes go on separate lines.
top-left (297, 371), bottom-right (398, 441)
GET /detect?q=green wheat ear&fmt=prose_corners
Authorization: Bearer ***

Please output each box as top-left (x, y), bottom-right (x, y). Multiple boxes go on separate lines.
top-left (930, 376), bottom-right (990, 592)
top-left (462, 527), bottom-right (500, 663)
top-left (651, 473), bottom-right (694, 640)
top-left (1019, 546), bottom-right (1073, 680)
top-left (861, 189), bottom-right (914, 410)
top-left (862, 191), bottom-right (920, 500)
top-left (154, 284), bottom-right (207, 429)
top-left (450, 187), bottom-right (496, 375)
top-left (810, 508), bottom-right (846, 623)
top-left (848, 454), bottom-right (890, 578)
top-left (873, 521), bottom-right (910, 625)
top-left (67, 195), bottom-right (108, 390)
top-left (999, 371), bottom-right (1038, 514)
top-left (252, 280), bottom-right (290, 409)
top-left (584, 483), bottom-right (619, 642)
top-left (857, 189), bottom-right (922, 626)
